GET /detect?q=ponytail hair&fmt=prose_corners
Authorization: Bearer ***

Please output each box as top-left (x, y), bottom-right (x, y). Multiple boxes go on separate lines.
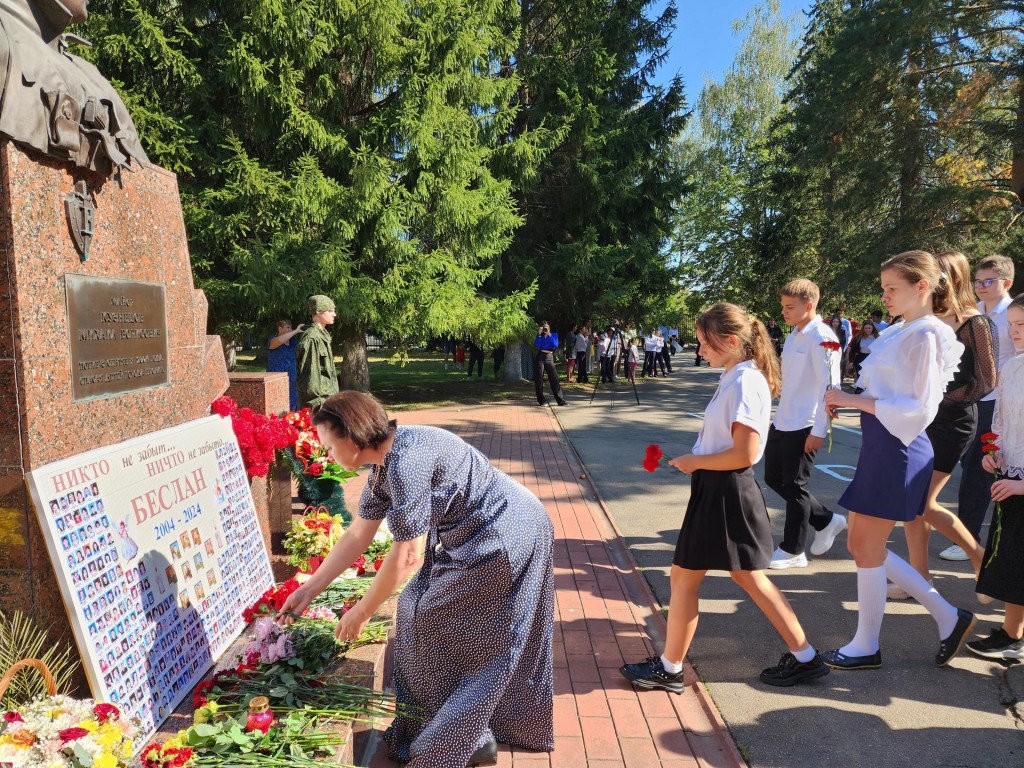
top-left (881, 250), bottom-right (950, 316)
top-left (696, 302), bottom-right (781, 397)
top-left (935, 251), bottom-right (975, 323)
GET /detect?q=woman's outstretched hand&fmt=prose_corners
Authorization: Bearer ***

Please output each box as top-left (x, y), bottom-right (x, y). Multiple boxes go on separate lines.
top-left (334, 603), bottom-right (370, 642)
top-left (275, 583), bottom-right (314, 627)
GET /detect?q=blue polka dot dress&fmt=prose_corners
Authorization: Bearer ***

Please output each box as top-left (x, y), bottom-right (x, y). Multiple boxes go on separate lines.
top-left (360, 426), bottom-right (555, 767)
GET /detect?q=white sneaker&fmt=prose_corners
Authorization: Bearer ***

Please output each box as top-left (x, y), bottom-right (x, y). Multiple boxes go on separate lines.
top-left (939, 544), bottom-right (969, 561)
top-left (809, 513), bottom-right (848, 556)
top-left (767, 548), bottom-right (808, 570)
top-left (886, 578), bottom-right (932, 601)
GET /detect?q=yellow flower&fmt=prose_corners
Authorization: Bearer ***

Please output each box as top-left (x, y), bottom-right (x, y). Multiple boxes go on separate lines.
top-left (93, 750), bottom-right (118, 768)
top-left (81, 719), bottom-right (100, 733)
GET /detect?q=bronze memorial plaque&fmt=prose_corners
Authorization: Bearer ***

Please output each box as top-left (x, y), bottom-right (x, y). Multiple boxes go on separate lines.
top-left (66, 274), bottom-right (170, 400)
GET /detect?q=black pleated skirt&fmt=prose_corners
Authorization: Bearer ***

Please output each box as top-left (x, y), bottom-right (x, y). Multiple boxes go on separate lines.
top-left (976, 494), bottom-right (1024, 605)
top-left (673, 467), bottom-right (773, 571)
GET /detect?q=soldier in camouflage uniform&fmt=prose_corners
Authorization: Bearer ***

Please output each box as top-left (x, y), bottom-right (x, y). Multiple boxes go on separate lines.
top-left (296, 295), bottom-right (339, 410)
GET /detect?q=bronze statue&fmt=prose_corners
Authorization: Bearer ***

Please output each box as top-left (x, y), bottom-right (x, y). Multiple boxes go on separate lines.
top-left (0, 0), bottom-right (148, 176)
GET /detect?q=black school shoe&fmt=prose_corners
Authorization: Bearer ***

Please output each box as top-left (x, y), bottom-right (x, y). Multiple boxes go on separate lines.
top-left (821, 648), bottom-right (883, 670)
top-left (620, 656), bottom-right (686, 694)
top-left (468, 736), bottom-right (498, 767)
top-left (936, 608), bottom-right (977, 666)
top-left (759, 652), bottom-right (830, 687)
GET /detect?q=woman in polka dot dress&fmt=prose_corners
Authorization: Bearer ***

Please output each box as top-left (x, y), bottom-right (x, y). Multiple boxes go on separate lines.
top-left (278, 391), bottom-right (555, 767)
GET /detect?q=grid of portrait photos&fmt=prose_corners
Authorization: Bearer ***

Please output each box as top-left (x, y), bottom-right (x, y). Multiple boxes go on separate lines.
top-left (44, 432), bottom-right (274, 741)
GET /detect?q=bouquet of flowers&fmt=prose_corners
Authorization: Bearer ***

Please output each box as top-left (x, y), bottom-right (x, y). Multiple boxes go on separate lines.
top-left (364, 525), bottom-right (394, 569)
top-left (210, 396), bottom-right (298, 479)
top-left (279, 409), bottom-right (356, 519)
top-left (283, 508), bottom-right (345, 573)
top-left (0, 697), bottom-right (138, 768)
top-left (139, 738), bottom-right (194, 768)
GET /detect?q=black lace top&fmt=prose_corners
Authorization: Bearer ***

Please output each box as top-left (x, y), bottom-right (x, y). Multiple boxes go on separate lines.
top-left (943, 314), bottom-right (998, 405)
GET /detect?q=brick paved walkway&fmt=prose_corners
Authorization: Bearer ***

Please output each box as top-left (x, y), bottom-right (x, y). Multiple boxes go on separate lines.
top-left (349, 401), bottom-right (744, 768)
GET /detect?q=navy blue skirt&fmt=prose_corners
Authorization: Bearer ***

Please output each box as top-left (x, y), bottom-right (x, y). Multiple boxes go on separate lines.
top-left (839, 412), bottom-right (933, 522)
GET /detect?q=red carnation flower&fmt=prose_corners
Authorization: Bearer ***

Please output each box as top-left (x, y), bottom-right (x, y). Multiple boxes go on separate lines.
top-left (645, 444), bottom-right (663, 461)
top-left (307, 462), bottom-right (324, 477)
top-left (820, 341), bottom-right (841, 352)
top-left (980, 432), bottom-right (999, 444)
top-left (642, 457), bottom-right (659, 473)
top-left (93, 702), bottom-right (120, 723)
top-left (3, 711), bottom-right (23, 723)
top-left (982, 443), bottom-right (1000, 455)
top-left (58, 727), bottom-right (90, 743)
top-left (211, 396), bottom-right (237, 417)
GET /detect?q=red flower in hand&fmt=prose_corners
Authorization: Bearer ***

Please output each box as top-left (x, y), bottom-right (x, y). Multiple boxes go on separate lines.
top-left (819, 341), bottom-right (841, 352)
top-left (307, 462), bottom-right (324, 477)
top-left (643, 444), bottom-right (666, 472)
top-left (980, 432), bottom-right (999, 444)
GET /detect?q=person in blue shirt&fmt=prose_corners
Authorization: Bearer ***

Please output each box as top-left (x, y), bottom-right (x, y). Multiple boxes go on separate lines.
top-left (267, 319), bottom-right (305, 411)
top-left (534, 322), bottom-right (568, 406)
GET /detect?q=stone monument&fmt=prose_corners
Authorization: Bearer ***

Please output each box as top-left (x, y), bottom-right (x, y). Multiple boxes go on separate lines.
top-left (0, 0), bottom-right (229, 653)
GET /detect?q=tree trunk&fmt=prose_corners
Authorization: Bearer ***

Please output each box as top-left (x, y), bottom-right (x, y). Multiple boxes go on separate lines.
top-left (222, 337), bottom-right (237, 372)
top-left (1011, 70), bottom-right (1024, 201)
top-left (336, 328), bottom-right (370, 392)
top-left (504, 341), bottom-right (525, 382)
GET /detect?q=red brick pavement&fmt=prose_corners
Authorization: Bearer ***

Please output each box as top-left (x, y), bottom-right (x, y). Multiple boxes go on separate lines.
top-left (349, 401), bottom-right (744, 768)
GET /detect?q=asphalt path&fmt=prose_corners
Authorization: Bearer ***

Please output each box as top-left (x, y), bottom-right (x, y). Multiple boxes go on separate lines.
top-left (553, 359), bottom-right (1024, 768)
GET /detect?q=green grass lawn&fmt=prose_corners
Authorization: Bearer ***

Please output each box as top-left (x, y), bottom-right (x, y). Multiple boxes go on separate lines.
top-left (232, 349), bottom-right (530, 410)
top-left (233, 348), bottom-right (656, 410)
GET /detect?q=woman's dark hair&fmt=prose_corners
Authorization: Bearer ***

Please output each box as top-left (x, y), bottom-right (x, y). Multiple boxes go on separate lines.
top-left (312, 391), bottom-right (397, 449)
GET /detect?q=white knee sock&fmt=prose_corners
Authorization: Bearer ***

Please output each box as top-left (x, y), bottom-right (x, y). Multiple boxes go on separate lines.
top-left (839, 565), bottom-right (886, 657)
top-left (884, 551), bottom-right (958, 638)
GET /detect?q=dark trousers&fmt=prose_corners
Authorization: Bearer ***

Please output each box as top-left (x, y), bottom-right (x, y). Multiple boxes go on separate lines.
top-left (764, 425), bottom-right (832, 555)
top-left (467, 348), bottom-right (484, 377)
top-left (600, 355), bottom-right (613, 382)
top-left (534, 352), bottom-right (564, 404)
top-left (575, 350), bottom-right (588, 383)
top-left (659, 348), bottom-right (672, 373)
top-left (957, 398), bottom-right (995, 539)
top-left (642, 351), bottom-right (657, 377)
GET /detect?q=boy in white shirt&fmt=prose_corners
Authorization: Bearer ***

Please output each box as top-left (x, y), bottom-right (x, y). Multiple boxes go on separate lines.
top-left (766, 279), bottom-right (847, 569)
top-left (944, 255), bottom-right (1016, 560)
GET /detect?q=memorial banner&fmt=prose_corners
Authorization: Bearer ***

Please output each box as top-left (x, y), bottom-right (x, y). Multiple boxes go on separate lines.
top-left (26, 416), bottom-right (275, 742)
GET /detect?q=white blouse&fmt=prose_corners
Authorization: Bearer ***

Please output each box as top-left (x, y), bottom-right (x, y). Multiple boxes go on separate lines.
top-left (992, 354), bottom-right (1024, 480)
top-left (856, 315), bottom-right (963, 446)
top-left (693, 360), bottom-right (772, 463)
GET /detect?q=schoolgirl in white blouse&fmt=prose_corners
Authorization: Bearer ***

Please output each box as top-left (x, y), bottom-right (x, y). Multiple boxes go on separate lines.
top-left (823, 251), bottom-right (975, 670)
top-left (621, 303), bottom-right (829, 692)
top-left (969, 294), bottom-right (1024, 659)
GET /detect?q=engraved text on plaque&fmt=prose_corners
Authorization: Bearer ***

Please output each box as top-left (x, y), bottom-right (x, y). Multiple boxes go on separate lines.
top-left (66, 274), bottom-right (170, 400)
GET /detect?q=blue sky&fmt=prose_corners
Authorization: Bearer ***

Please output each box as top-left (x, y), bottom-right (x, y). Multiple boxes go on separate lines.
top-left (652, 0), bottom-right (812, 96)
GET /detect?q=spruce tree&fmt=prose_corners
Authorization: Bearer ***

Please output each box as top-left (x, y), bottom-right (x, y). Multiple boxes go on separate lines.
top-left (81, 0), bottom-right (539, 390)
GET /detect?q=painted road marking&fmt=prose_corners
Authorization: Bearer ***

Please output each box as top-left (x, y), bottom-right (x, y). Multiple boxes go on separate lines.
top-left (816, 464), bottom-right (856, 482)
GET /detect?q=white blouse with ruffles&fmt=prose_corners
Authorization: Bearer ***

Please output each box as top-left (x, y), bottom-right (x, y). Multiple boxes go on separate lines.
top-left (992, 354), bottom-right (1024, 480)
top-left (855, 315), bottom-right (963, 447)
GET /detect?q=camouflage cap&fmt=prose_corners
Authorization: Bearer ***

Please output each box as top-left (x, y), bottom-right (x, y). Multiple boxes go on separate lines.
top-left (308, 295), bottom-right (335, 314)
